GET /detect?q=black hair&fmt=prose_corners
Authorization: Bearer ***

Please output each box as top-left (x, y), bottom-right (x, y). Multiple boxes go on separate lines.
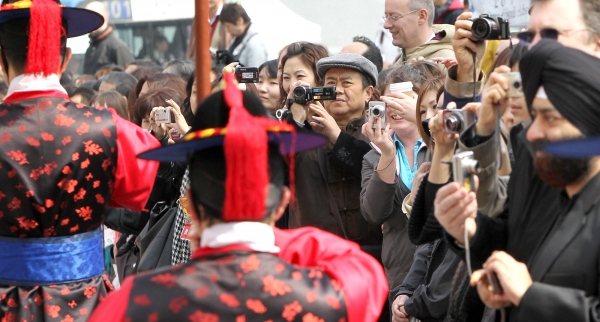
top-left (509, 43), bottom-right (529, 70)
top-left (70, 86), bottom-right (95, 105)
top-left (259, 59), bottom-right (278, 79)
top-left (352, 35), bottom-right (383, 73)
top-left (128, 59), bottom-right (159, 69)
top-left (0, 17), bottom-right (67, 75)
top-left (163, 59), bottom-right (196, 81)
top-left (99, 72), bottom-right (138, 98)
top-left (220, 3), bottom-right (251, 24)
top-left (189, 144), bottom-right (284, 222)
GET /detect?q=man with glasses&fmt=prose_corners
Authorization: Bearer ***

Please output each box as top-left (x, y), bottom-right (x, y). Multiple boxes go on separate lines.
top-left (384, 0), bottom-right (456, 65)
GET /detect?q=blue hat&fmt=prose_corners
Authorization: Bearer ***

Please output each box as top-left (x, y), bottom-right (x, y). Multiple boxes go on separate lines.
top-left (0, 0), bottom-right (104, 37)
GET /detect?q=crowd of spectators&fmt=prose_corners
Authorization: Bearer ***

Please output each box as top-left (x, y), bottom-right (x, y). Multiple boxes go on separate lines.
top-left (21, 0), bottom-right (600, 321)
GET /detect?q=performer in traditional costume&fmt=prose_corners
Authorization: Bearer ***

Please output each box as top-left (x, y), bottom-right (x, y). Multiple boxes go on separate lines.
top-left (89, 69), bottom-right (389, 322)
top-left (0, 0), bottom-right (159, 321)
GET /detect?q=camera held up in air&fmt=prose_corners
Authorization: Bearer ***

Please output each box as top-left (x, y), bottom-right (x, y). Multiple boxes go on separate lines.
top-left (443, 110), bottom-right (477, 135)
top-left (293, 86), bottom-right (336, 104)
top-left (452, 151), bottom-right (479, 192)
top-left (235, 66), bottom-right (259, 83)
top-left (471, 14), bottom-right (510, 40)
top-left (368, 101), bottom-right (387, 129)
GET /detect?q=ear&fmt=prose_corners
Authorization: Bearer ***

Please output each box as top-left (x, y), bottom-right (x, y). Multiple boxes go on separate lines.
top-left (185, 189), bottom-right (201, 223)
top-left (59, 47), bottom-right (72, 75)
top-left (272, 186), bottom-right (290, 223)
top-left (364, 85), bottom-right (375, 103)
top-left (237, 16), bottom-right (245, 26)
top-left (418, 8), bottom-right (428, 26)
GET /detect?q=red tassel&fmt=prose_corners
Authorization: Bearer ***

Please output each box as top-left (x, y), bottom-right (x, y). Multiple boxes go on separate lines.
top-left (222, 71), bottom-right (268, 221)
top-left (25, 0), bottom-right (63, 76)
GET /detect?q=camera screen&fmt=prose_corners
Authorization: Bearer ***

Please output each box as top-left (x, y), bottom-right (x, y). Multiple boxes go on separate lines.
top-left (241, 72), bottom-right (254, 79)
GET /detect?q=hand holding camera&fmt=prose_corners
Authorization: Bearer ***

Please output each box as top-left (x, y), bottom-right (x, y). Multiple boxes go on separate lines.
top-left (362, 113), bottom-right (394, 156)
top-left (452, 12), bottom-right (487, 83)
top-left (308, 101), bottom-right (341, 144)
top-left (477, 65), bottom-right (517, 136)
top-left (287, 80), bottom-right (313, 124)
top-left (381, 91), bottom-right (418, 125)
top-left (430, 108), bottom-right (459, 157)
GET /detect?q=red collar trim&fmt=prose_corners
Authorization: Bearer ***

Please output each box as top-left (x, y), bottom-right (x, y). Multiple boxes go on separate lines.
top-left (4, 90), bottom-right (68, 103)
top-left (191, 244), bottom-right (257, 259)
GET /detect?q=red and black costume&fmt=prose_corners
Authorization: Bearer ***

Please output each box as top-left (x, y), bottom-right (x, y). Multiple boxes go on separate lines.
top-left (0, 1), bottom-right (159, 321)
top-left (91, 225), bottom-right (387, 322)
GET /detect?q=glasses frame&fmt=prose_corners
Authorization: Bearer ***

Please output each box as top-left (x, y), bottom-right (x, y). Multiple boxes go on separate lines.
top-left (382, 9), bottom-right (420, 22)
top-left (518, 28), bottom-right (590, 46)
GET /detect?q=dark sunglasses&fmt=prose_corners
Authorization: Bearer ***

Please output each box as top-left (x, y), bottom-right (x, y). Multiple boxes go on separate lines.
top-left (517, 28), bottom-right (589, 46)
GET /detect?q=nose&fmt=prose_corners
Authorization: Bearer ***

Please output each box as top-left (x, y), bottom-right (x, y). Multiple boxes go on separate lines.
top-left (526, 116), bottom-right (545, 143)
top-left (383, 17), bottom-right (392, 29)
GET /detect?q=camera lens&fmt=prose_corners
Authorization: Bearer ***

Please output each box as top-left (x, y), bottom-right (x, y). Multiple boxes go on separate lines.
top-left (463, 159), bottom-right (479, 174)
top-left (445, 116), bottom-right (461, 132)
top-left (472, 18), bottom-right (497, 40)
top-left (514, 81), bottom-right (522, 89)
top-left (372, 106), bottom-right (383, 116)
top-left (293, 86), bottom-right (307, 98)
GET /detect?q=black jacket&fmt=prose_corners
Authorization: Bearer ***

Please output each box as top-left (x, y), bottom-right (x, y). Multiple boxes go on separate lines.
top-left (83, 27), bottom-right (134, 75)
top-left (445, 124), bottom-right (565, 321)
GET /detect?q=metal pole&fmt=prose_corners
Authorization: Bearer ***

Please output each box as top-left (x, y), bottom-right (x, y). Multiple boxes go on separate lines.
top-left (195, 0), bottom-right (211, 101)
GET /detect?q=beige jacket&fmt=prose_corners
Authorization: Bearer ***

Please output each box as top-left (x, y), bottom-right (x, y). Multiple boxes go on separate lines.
top-left (394, 24), bottom-right (456, 66)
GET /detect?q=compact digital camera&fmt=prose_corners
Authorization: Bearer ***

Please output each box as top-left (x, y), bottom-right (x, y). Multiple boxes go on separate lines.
top-left (504, 72), bottom-right (524, 98)
top-left (293, 86), bottom-right (336, 104)
top-left (443, 110), bottom-right (477, 135)
top-left (368, 101), bottom-right (387, 129)
top-left (154, 107), bottom-right (175, 125)
top-left (452, 151), bottom-right (479, 192)
top-left (235, 66), bottom-right (259, 83)
top-left (471, 14), bottom-right (510, 40)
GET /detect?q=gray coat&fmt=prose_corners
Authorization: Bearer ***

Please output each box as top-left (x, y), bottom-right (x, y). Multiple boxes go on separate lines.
top-left (360, 143), bottom-right (428, 288)
top-left (229, 23), bottom-right (268, 68)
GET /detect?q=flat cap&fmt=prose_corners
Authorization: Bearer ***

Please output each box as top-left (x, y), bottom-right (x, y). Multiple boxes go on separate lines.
top-left (317, 53), bottom-right (378, 87)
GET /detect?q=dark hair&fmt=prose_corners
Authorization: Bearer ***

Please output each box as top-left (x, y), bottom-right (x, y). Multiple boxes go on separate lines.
top-left (70, 87), bottom-right (95, 105)
top-left (374, 68), bottom-right (394, 101)
top-left (131, 66), bottom-right (162, 81)
top-left (488, 46), bottom-right (512, 78)
top-left (163, 59), bottom-right (196, 81)
top-left (415, 76), bottom-right (444, 145)
top-left (131, 88), bottom-right (184, 127)
top-left (0, 17), bottom-right (67, 75)
top-left (92, 90), bottom-right (129, 120)
top-left (279, 42), bottom-right (329, 106)
top-left (220, 3), bottom-right (251, 24)
top-left (60, 70), bottom-right (74, 87)
top-left (352, 36), bottom-right (383, 72)
top-left (259, 59), bottom-right (278, 79)
top-left (99, 72), bottom-right (138, 98)
top-left (386, 61), bottom-right (444, 93)
top-left (509, 43), bottom-right (528, 70)
top-left (127, 73), bottom-right (188, 124)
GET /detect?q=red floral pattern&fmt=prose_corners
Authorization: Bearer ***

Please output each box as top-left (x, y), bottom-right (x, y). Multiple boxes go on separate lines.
top-left (125, 252), bottom-right (347, 321)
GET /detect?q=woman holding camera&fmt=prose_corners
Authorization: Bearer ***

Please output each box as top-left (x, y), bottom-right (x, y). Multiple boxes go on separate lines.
top-left (256, 59), bottom-right (281, 113)
top-left (360, 65), bottom-right (441, 292)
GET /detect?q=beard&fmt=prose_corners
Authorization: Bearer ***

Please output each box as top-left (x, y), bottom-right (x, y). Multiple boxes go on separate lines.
top-left (532, 139), bottom-right (591, 188)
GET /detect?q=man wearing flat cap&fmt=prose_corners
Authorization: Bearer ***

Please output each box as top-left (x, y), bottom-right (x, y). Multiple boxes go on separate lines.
top-left (0, 0), bottom-right (160, 320)
top-left (89, 69), bottom-right (388, 322)
top-left (439, 40), bottom-right (600, 321)
top-left (286, 53), bottom-right (384, 260)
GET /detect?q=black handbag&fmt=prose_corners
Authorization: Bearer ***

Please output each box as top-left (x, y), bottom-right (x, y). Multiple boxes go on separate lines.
top-left (135, 201), bottom-right (178, 273)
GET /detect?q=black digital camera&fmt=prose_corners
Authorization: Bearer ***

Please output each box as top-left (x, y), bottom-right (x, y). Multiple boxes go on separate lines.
top-left (293, 86), bottom-right (336, 104)
top-left (235, 66), bottom-right (259, 83)
top-left (471, 14), bottom-right (510, 40)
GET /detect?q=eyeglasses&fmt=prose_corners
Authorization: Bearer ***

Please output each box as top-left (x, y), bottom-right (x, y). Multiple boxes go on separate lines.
top-left (517, 28), bottom-right (590, 46)
top-left (382, 9), bottom-right (419, 22)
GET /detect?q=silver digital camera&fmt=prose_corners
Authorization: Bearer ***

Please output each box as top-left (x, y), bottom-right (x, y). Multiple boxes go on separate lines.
top-left (504, 72), bottom-right (524, 98)
top-left (154, 107), bottom-right (174, 125)
top-left (443, 110), bottom-right (477, 135)
top-left (452, 151), bottom-right (479, 192)
top-left (368, 101), bottom-right (387, 129)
